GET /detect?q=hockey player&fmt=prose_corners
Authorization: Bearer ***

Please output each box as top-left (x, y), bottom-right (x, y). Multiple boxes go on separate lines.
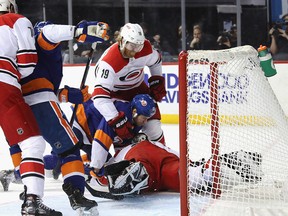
top-left (0, 1), bottom-right (62, 215)
top-left (95, 135), bottom-right (264, 196)
top-left (42, 94), bottom-right (157, 184)
top-left (1, 93), bottom-right (155, 193)
top-left (91, 22), bottom-right (167, 149)
top-left (6, 20), bottom-right (109, 215)
top-left (72, 94), bottom-right (157, 177)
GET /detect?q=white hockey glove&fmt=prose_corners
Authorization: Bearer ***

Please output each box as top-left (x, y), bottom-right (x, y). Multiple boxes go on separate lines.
top-left (74, 20), bottom-right (109, 43)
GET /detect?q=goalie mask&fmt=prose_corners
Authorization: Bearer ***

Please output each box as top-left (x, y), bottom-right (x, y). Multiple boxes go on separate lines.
top-left (119, 23), bottom-right (145, 53)
top-left (131, 94), bottom-right (156, 118)
top-left (0, 0), bottom-right (18, 13)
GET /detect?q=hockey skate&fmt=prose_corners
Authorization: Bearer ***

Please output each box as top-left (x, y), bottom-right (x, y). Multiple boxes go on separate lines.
top-left (62, 182), bottom-right (99, 216)
top-left (21, 185), bottom-right (62, 216)
top-left (0, 169), bottom-right (22, 191)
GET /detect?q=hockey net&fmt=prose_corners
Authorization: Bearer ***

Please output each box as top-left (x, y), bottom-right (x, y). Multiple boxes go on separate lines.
top-left (178, 45), bottom-right (288, 216)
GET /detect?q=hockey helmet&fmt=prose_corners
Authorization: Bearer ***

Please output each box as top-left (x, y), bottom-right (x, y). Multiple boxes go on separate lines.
top-left (34, 21), bottom-right (52, 37)
top-left (119, 23), bottom-right (145, 52)
top-left (131, 94), bottom-right (156, 118)
top-left (0, 0), bottom-right (18, 13)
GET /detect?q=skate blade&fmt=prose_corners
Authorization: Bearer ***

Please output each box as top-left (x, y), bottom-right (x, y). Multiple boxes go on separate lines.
top-left (76, 206), bottom-right (99, 216)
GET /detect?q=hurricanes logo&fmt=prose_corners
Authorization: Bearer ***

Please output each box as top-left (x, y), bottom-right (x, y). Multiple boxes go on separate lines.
top-left (17, 128), bottom-right (24, 135)
top-left (119, 69), bottom-right (143, 81)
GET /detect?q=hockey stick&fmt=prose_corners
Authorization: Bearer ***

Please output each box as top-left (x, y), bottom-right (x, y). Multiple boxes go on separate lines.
top-left (69, 42), bottom-right (97, 126)
top-left (85, 181), bottom-right (124, 200)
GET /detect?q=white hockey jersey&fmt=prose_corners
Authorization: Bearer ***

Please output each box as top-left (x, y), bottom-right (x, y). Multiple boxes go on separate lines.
top-left (0, 13), bottom-right (37, 89)
top-left (91, 40), bottom-right (162, 121)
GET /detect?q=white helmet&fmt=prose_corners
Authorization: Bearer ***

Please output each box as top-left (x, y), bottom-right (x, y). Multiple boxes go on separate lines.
top-left (0, 0), bottom-right (18, 13)
top-left (120, 23), bottom-right (145, 52)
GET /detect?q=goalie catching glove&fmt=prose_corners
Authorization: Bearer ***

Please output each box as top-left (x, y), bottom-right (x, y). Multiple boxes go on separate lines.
top-left (104, 160), bottom-right (149, 195)
top-left (148, 75), bottom-right (167, 102)
top-left (58, 85), bottom-right (90, 104)
top-left (108, 111), bottom-right (134, 140)
top-left (74, 20), bottom-right (109, 43)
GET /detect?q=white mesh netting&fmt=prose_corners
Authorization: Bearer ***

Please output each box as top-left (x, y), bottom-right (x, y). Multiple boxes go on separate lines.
top-left (182, 45), bottom-right (288, 216)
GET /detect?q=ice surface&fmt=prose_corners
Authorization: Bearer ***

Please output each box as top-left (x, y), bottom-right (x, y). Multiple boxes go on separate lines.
top-left (0, 125), bottom-right (181, 216)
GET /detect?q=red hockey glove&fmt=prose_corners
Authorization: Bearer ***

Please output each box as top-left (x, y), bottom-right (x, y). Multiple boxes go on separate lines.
top-left (108, 111), bottom-right (134, 140)
top-left (148, 75), bottom-right (167, 102)
top-left (58, 85), bottom-right (90, 104)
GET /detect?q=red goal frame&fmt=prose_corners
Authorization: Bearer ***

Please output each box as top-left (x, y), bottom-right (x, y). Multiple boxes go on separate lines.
top-left (178, 51), bottom-right (221, 216)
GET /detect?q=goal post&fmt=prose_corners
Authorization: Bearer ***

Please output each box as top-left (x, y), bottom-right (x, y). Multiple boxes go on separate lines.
top-left (179, 51), bottom-right (189, 216)
top-left (178, 45), bottom-right (288, 216)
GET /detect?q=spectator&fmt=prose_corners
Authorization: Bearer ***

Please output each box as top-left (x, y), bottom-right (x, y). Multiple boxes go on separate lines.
top-left (189, 25), bottom-right (217, 50)
top-left (150, 33), bottom-right (175, 62)
top-left (229, 24), bottom-right (237, 47)
top-left (177, 25), bottom-right (191, 53)
top-left (217, 31), bottom-right (231, 49)
top-left (151, 33), bottom-right (161, 51)
top-left (269, 13), bottom-right (288, 60)
top-left (140, 22), bottom-right (153, 42)
top-left (110, 30), bottom-right (120, 45)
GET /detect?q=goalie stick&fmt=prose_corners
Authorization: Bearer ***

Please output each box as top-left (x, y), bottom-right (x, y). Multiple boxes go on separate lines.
top-left (85, 181), bottom-right (124, 200)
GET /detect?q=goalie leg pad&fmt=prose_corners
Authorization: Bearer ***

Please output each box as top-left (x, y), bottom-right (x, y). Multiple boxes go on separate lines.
top-left (104, 160), bottom-right (131, 176)
top-left (107, 161), bottom-right (149, 195)
top-left (220, 150), bottom-right (264, 183)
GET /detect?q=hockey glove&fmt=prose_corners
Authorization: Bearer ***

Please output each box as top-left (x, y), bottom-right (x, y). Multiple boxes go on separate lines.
top-left (75, 20), bottom-right (109, 43)
top-left (108, 111), bottom-right (134, 140)
top-left (148, 75), bottom-right (167, 102)
top-left (58, 85), bottom-right (90, 104)
top-left (90, 167), bottom-right (105, 178)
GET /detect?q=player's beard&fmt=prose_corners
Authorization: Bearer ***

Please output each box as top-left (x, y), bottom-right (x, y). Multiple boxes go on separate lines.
top-left (121, 48), bottom-right (137, 59)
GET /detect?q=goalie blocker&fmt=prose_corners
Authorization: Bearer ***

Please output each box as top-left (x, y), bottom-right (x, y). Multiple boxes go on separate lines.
top-left (96, 134), bottom-right (264, 196)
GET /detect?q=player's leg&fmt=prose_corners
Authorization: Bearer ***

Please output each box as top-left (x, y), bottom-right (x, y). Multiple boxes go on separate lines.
top-left (31, 101), bottom-right (97, 211)
top-left (0, 82), bottom-right (61, 215)
top-left (159, 157), bottom-right (180, 192)
top-left (0, 144), bottom-right (22, 191)
top-left (220, 150), bottom-right (263, 184)
top-left (0, 168), bottom-right (21, 191)
top-left (195, 150), bottom-right (264, 192)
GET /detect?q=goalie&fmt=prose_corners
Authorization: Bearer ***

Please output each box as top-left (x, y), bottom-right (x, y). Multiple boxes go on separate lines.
top-left (90, 134), bottom-right (264, 196)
